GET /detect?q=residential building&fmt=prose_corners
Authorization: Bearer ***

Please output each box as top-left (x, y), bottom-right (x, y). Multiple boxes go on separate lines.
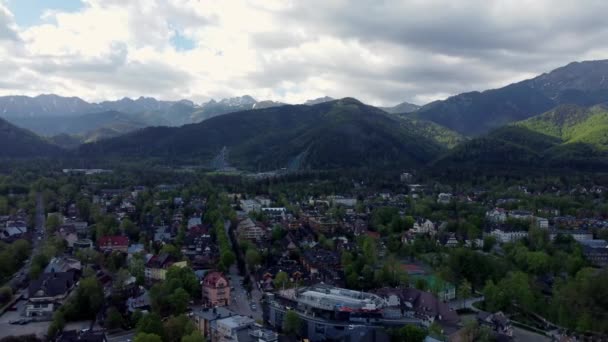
top-left (237, 218), bottom-right (265, 241)
top-left (437, 193), bottom-right (452, 204)
top-left (485, 208), bottom-right (507, 223)
top-left (536, 217), bottom-right (549, 229)
top-left (240, 199), bottom-right (262, 213)
top-left (202, 271), bottom-right (231, 307)
top-left (509, 210), bottom-right (533, 220)
top-left (549, 229), bottom-right (593, 242)
top-left (98, 235), bottom-right (129, 253)
top-left (490, 229), bottom-right (528, 243)
top-left (145, 254), bottom-right (187, 281)
top-left (26, 271), bottom-right (77, 318)
top-left (412, 219), bottom-right (436, 235)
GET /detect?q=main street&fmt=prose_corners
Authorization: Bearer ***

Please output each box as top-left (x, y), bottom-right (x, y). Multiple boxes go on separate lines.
top-left (223, 220), bottom-right (263, 322)
top-left (6, 192), bottom-right (45, 290)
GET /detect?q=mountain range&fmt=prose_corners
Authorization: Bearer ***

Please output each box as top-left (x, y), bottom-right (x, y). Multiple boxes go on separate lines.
top-left (2, 59), bottom-right (608, 172)
top-left (78, 98), bottom-right (462, 170)
top-left (412, 60), bottom-right (608, 135)
top-left (0, 117), bottom-right (62, 158)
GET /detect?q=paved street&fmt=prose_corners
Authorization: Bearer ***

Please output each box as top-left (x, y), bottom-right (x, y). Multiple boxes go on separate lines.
top-left (226, 264), bottom-right (262, 322)
top-left (106, 329), bottom-right (135, 342)
top-left (223, 220), bottom-right (263, 321)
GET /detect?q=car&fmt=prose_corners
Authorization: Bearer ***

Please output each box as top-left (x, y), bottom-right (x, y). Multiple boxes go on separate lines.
top-left (250, 303), bottom-right (257, 311)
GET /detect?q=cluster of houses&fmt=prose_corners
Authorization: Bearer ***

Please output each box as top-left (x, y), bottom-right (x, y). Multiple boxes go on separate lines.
top-left (0, 210), bottom-right (28, 241)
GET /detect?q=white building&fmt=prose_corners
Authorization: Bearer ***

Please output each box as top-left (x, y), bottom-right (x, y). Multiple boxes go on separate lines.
top-left (237, 218), bottom-right (265, 240)
top-left (536, 217), bottom-right (549, 229)
top-left (412, 219), bottom-right (436, 235)
top-left (486, 208), bottom-right (507, 223)
top-left (437, 193), bottom-right (452, 204)
top-left (490, 229), bottom-right (529, 243)
top-left (240, 199), bottom-right (262, 213)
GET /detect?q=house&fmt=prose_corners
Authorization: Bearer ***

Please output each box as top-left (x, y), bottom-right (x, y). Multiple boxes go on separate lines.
top-left (145, 254), bottom-right (187, 281)
top-left (536, 217), bottom-right (549, 229)
top-left (192, 307), bottom-right (234, 338)
top-left (240, 199), bottom-right (262, 213)
top-left (412, 219), bottom-right (436, 235)
top-left (477, 311), bottom-right (513, 340)
top-left (582, 246), bottom-right (608, 268)
top-left (188, 217), bottom-right (202, 229)
top-left (212, 315), bottom-right (256, 342)
top-left (26, 271), bottom-right (76, 318)
top-left (237, 218), bottom-right (265, 241)
top-left (509, 210), bottom-right (533, 220)
top-left (375, 287), bottom-right (460, 329)
top-left (485, 208), bottom-right (507, 223)
top-left (57, 226), bottom-right (79, 247)
top-left (400, 172), bottom-right (414, 182)
top-left (98, 236), bottom-right (129, 253)
top-left (127, 290), bottom-right (151, 313)
top-left (202, 271), bottom-right (231, 307)
top-left (63, 219), bottom-right (88, 235)
top-left (549, 229), bottom-right (593, 242)
top-left (490, 229), bottom-right (528, 243)
top-left (73, 239), bottom-right (94, 250)
top-left (44, 257), bottom-right (82, 274)
top-left (437, 193), bottom-right (452, 204)
top-left (328, 196), bottom-right (357, 207)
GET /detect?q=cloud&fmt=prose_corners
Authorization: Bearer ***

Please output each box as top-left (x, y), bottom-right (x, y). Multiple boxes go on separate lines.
top-left (0, 0), bottom-right (607, 106)
top-left (0, 3), bottom-right (19, 41)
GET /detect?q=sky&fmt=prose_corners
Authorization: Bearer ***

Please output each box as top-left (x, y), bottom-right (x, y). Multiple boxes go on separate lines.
top-left (0, 0), bottom-right (607, 106)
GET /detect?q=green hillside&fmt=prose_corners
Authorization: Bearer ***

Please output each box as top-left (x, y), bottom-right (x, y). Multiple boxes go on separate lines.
top-left (0, 117), bottom-right (64, 158)
top-left (79, 98), bottom-right (459, 170)
top-left (434, 104), bottom-right (608, 170)
top-left (516, 104), bottom-right (608, 149)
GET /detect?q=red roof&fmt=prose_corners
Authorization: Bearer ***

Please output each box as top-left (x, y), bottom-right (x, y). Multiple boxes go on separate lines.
top-left (365, 231), bottom-right (380, 239)
top-left (98, 235), bottom-right (129, 247)
top-left (203, 271), bottom-right (228, 287)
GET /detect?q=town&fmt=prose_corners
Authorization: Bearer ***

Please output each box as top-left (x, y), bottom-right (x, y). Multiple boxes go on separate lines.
top-left (0, 168), bottom-right (606, 342)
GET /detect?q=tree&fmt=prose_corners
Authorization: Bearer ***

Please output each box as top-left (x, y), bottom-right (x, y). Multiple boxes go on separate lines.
top-left (0, 286), bottom-right (12, 305)
top-left (137, 312), bottom-right (165, 337)
top-left (164, 314), bottom-right (195, 342)
top-left (129, 253), bottom-right (146, 285)
top-left (134, 333), bottom-right (163, 342)
top-left (282, 310), bottom-right (301, 336)
top-left (65, 276), bottom-right (104, 320)
top-left (121, 218), bottom-right (139, 240)
top-left (169, 288), bottom-right (190, 315)
top-left (220, 251), bottom-right (235, 270)
top-left (0, 196), bottom-right (8, 215)
top-left (245, 249), bottom-right (261, 270)
top-left (181, 331), bottom-right (206, 342)
top-left (105, 306), bottom-right (123, 329)
top-left (47, 310), bottom-right (65, 338)
top-left (457, 279), bottom-right (473, 309)
top-left (46, 214), bottom-right (61, 233)
top-left (274, 271), bottom-right (289, 289)
top-left (391, 324), bottom-right (426, 342)
top-left (160, 244), bottom-right (181, 259)
top-left (482, 236), bottom-right (497, 252)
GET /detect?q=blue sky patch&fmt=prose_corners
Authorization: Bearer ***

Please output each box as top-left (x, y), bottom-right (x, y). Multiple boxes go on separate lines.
top-left (170, 30), bottom-right (196, 51)
top-left (7, 0), bottom-right (84, 27)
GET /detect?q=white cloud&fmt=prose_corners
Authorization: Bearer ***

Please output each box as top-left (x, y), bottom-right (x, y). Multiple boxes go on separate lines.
top-left (0, 0), bottom-right (607, 105)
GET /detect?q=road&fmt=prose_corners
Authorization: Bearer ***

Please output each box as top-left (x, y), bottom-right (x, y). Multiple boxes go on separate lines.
top-left (223, 220), bottom-right (263, 321)
top-left (449, 296), bottom-right (484, 311)
top-left (6, 193), bottom-right (45, 291)
top-left (106, 329), bottom-right (135, 342)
